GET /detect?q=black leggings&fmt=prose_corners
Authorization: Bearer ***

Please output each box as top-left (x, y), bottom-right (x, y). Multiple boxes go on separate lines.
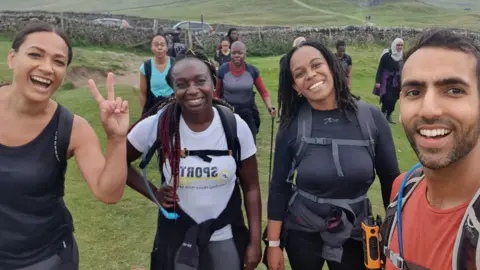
top-left (285, 230), bottom-right (364, 270)
top-left (380, 87), bottom-right (400, 115)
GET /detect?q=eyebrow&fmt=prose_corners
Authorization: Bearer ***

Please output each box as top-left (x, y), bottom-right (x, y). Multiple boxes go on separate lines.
top-left (292, 57), bottom-right (323, 72)
top-left (401, 77), bottom-right (469, 89)
top-left (28, 46), bottom-right (67, 59)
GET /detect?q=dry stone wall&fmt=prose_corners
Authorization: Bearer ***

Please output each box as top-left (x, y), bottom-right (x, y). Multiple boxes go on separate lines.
top-left (1, 11), bottom-right (479, 56)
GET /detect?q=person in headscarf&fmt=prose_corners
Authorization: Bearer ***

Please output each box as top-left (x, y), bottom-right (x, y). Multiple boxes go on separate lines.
top-left (373, 38), bottom-right (404, 124)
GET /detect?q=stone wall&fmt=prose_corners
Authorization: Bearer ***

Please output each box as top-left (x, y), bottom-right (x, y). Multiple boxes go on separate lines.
top-left (1, 11), bottom-right (479, 56)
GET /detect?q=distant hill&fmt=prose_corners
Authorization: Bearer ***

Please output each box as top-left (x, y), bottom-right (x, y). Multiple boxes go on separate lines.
top-left (1, 0), bottom-right (479, 30)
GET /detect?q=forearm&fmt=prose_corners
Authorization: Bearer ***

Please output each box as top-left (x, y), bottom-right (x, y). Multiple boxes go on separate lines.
top-left (139, 92), bottom-right (146, 108)
top-left (244, 187), bottom-right (262, 246)
top-left (95, 137), bottom-right (128, 203)
top-left (262, 96), bottom-right (273, 110)
top-left (267, 220), bottom-right (283, 240)
top-left (127, 165), bottom-right (158, 202)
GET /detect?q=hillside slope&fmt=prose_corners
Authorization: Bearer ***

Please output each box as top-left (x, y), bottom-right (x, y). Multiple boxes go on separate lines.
top-left (1, 0), bottom-right (479, 29)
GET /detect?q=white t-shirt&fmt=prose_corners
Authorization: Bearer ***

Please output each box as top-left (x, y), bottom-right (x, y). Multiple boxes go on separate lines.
top-left (128, 107), bottom-right (257, 241)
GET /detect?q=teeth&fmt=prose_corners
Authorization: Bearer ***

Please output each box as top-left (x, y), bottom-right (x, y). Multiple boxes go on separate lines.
top-left (188, 98), bottom-right (202, 104)
top-left (31, 76), bottom-right (52, 85)
top-left (419, 129), bottom-right (451, 137)
top-left (309, 81), bottom-right (324, 90)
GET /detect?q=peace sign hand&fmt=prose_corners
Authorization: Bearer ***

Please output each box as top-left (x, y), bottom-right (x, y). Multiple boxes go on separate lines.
top-left (88, 72), bottom-right (130, 139)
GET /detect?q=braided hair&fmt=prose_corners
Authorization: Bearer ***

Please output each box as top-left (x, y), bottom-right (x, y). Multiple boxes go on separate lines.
top-left (154, 49), bottom-right (233, 212)
top-left (278, 41), bottom-right (359, 129)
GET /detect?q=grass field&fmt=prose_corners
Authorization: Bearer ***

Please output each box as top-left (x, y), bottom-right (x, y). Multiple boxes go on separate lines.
top-left (2, 0), bottom-right (480, 30)
top-left (0, 39), bottom-right (418, 269)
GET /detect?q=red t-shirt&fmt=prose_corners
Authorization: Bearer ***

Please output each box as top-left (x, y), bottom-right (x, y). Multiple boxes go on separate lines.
top-left (385, 173), bottom-right (468, 270)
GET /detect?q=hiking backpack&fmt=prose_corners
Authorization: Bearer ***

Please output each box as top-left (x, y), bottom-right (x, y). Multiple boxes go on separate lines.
top-left (380, 163), bottom-right (480, 270)
top-left (141, 58), bottom-right (176, 115)
top-left (137, 102), bottom-right (242, 190)
top-left (261, 100), bottom-right (378, 267)
top-left (286, 99), bottom-right (377, 183)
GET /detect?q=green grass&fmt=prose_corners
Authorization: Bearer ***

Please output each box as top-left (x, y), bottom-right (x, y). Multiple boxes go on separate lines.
top-left (0, 40), bottom-right (418, 269)
top-left (2, 0), bottom-right (480, 30)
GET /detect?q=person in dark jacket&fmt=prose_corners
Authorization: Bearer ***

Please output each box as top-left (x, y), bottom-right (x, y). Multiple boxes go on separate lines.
top-left (217, 28), bottom-right (240, 51)
top-left (126, 49), bottom-right (262, 270)
top-left (214, 37), bottom-right (231, 68)
top-left (266, 41), bottom-right (400, 270)
top-left (373, 38), bottom-right (405, 124)
top-left (0, 22), bottom-right (130, 270)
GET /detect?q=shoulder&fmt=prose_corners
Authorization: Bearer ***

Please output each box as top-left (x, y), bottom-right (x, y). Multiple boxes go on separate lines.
top-left (127, 113), bottom-right (162, 153)
top-left (245, 63), bottom-right (259, 76)
top-left (217, 63), bottom-right (230, 77)
top-left (390, 172), bottom-right (407, 203)
top-left (356, 101), bottom-right (385, 124)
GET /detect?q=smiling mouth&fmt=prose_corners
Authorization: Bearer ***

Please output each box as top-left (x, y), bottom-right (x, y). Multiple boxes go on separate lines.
top-left (418, 128), bottom-right (451, 138)
top-left (309, 81), bottom-right (325, 90)
top-left (30, 75), bottom-right (52, 90)
top-left (186, 97), bottom-right (204, 106)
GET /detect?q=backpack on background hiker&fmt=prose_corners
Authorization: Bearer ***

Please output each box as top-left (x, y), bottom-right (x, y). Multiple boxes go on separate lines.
top-left (261, 99), bottom-right (379, 267)
top-left (141, 58), bottom-right (176, 115)
top-left (380, 163), bottom-right (480, 270)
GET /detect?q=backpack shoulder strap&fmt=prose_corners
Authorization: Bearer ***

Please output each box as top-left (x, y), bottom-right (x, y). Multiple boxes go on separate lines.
top-left (354, 100), bottom-right (377, 160)
top-left (56, 104), bottom-right (74, 169)
top-left (144, 59), bottom-right (152, 81)
top-left (452, 187), bottom-right (480, 270)
top-left (215, 104), bottom-right (241, 175)
top-left (380, 167), bottom-right (424, 269)
top-left (286, 102), bottom-right (311, 184)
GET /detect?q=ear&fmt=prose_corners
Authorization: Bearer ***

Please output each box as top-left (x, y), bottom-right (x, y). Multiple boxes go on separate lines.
top-left (7, 49), bottom-right (15, 70)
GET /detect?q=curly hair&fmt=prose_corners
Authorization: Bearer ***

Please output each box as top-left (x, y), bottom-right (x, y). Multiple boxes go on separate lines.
top-left (278, 41), bottom-right (359, 129)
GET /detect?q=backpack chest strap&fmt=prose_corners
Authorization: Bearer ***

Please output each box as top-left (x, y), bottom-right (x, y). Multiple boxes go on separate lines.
top-left (181, 149), bottom-right (233, 162)
top-left (301, 136), bottom-right (373, 177)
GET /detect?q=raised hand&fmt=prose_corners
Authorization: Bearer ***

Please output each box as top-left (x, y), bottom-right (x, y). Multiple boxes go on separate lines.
top-left (88, 72), bottom-right (129, 139)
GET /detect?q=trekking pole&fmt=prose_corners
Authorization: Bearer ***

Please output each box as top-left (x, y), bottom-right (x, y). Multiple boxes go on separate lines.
top-left (268, 115), bottom-right (274, 182)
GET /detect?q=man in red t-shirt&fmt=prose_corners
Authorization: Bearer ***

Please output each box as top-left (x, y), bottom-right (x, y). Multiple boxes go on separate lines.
top-left (384, 29), bottom-right (480, 269)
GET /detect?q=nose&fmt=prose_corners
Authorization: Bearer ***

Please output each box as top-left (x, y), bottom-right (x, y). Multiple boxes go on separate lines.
top-left (38, 58), bottom-right (54, 75)
top-left (185, 81), bottom-right (200, 94)
top-left (418, 88), bottom-right (443, 119)
top-left (306, 68), bottom-right (317, 80)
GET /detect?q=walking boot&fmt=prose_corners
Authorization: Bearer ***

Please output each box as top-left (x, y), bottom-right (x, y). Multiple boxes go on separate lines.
top-left (387, 114), bottom-right (396, 124)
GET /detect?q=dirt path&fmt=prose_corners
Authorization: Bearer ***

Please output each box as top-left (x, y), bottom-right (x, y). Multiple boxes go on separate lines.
top-left (66, 51), bottom-right (144, 90)
top-left (292, 0), bottom-right (365, 23)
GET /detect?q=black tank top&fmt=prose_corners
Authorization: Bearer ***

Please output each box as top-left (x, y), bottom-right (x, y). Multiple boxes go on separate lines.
top-left (0, 104), bottom-right (74, 269)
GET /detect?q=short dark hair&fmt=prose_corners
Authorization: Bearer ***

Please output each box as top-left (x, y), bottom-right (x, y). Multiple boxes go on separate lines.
top-left (12, 22), bottom-right (72, 66)
top-left (336, 40), bottom-right (346, 49)
top-left (405, 29), bottom-right (480, 86)
top-left (151, 33), bottom-right (166, 43)
top-left (278, 41), bottom-right (359, 129)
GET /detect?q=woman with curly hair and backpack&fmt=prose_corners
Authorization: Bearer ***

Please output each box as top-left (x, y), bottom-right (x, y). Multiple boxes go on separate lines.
top-left (126, 49), bottom-right (262, 270)
top-left (265, 41), bottom-right (400, 270)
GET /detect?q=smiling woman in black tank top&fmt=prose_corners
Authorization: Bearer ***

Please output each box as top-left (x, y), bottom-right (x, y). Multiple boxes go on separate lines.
top-left (0, 23), bottom-right (130, 269)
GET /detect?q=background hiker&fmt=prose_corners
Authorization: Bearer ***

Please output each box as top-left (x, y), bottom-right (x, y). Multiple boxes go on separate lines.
top-left (214, 37), bottom-right (231, 68)
top-left (167, 29), bottom-right (188, 58)
top-left (217, 27), bottom-right (240, 51)
top-left (373, 37), bottom-right (404, 124)
top-left (381, 29), bottom-right (480, 270)
top-left (0, 22), bottom-right (129, 270)
top-left (126, 50), bottom-right (262, 270)
top-left (335, 40), bottom-right (353, 90)
top-left (139, 33), bottom-right (174, 115)
top-left (280, 36), bottom-right (306, 66)
top-left (266, 41), bottom-right (399, 270)
top-left (215, 41), bottom-right (276, 143)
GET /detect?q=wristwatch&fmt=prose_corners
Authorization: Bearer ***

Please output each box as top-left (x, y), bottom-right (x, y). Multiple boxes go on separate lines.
top-left (268, 240), bottom-right (281, 247)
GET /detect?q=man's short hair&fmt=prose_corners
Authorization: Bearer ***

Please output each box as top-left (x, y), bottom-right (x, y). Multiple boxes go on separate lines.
top-left (336, 40), bottom-right (346, 49)
top-left (405, 28), bottom-right (480, 91)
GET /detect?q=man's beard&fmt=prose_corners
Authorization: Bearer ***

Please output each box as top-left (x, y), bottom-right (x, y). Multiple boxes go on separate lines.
top-left (403, 116), bottom-right (480, 170)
